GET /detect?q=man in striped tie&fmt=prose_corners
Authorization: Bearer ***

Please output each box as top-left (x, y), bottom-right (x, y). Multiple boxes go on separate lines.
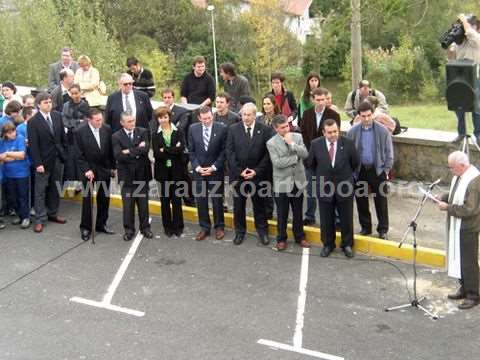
top-left (188, 106), bottom-right (228, 241)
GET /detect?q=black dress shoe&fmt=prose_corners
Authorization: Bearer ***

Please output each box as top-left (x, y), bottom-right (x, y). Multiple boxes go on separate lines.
top-left (378, 232), bottom-right (388, 240)
top-left (448, 289), bottom-right (466, 300)
top-left (458, 299), bottom-right (479, 310)
top-left (174, 230), bottom-right (183, 237)
top-left (320, 246), bottom-right (333, 257)
top-left (142, 229), bottom-right (154, 239)
top-left (303, 218), bottom-right (315, 226)
top-left (123, 233), bottom-right (134, 241)
top-left (233, 234), bottom-right (244, 245)
top-left (359, 228), bottom-right (372, 236)
top-left (342, 246), bottom-right (354, 258)
top-left (81, 229), bottom-right (91, 241)
top-left (96, 226), bottom-right (115, 235)
top-left (258, 234), bottom-right (270, 246)
top-left (164, 229), bottom-right (173, 237)
top-left (0, 220), bottom-right (6, 230)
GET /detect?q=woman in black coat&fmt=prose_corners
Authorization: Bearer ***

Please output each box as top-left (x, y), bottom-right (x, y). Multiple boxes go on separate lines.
top-left (152, 106), bottom-right (185, 237)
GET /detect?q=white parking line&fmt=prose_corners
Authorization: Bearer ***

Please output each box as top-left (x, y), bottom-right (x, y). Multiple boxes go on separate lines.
top-left (258, 247), bottom-right (343, 359)
top-left (258, 339), bottom-right (344, 360)
top-left (70, 220), bottom-right (151, 317)
top-left (294, 247), bottom-right (310, 347)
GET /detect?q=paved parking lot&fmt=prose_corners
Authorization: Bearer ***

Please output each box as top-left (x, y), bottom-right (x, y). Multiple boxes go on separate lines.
top-left (0, 200), bottom-right (478, 360)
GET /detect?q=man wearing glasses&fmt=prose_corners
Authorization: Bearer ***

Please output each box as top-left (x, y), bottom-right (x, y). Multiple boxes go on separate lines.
top-left (105, 73), bottom-right (153, 132)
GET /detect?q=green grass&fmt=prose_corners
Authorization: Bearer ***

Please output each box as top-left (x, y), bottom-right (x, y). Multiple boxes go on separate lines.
top-left (388, 103), bottom-right (458, 132)
top-left (338, 102), bottom-right (458, 132)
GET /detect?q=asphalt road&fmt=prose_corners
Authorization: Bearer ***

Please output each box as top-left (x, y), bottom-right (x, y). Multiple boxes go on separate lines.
top-left (0, 200), bottom-right (478, 360)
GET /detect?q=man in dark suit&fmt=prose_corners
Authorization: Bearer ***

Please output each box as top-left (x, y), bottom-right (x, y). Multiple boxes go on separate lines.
top-left (301, 87), bottom-right (341, 226)
top-left (74, 109), bottom-right (116, 241)
top-left (308, 119), bottom-right (359, 258)
top-left (112, 111), bottom-right (153, 241)
top-left (48, 47), bottom-right (79, 91)
top-left (105, 73), bottom-right (153, 132)
top-left (188, 106), bottom-right (228, 241)
top-left (226, 102), bottom-right (274, 245)
top-left (27, 92), bottom-right (68, 233)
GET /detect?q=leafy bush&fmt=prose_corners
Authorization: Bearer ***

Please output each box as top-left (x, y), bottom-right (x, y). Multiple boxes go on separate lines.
top-left (342, 36), bottom-right (441, 104)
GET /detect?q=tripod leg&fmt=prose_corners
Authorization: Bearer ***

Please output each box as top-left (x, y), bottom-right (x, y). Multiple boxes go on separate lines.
top-left (385, 302), bottom-right (414, 312)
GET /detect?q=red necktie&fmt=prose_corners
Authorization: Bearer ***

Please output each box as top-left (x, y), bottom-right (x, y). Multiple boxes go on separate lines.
top-left (328, 142), bottom-right (335, 162)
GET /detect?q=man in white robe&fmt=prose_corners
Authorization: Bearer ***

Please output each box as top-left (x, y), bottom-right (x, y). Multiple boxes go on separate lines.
top-left (437, 151), bottom-right (480, 310)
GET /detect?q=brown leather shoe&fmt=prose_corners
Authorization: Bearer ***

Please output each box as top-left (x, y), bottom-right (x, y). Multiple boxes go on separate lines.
top-left (34, 223), bottom-right (44, 233)
top-left (48, 216), bottom-right (67, 224)
top-left (297, 239), bottom-right (311, 248)
top-left (195, 230), bottom-right (209, 241)
top-left (215, 228), bottom-right (225, 240)
top-left (276, 242), bottom-right (287, 251)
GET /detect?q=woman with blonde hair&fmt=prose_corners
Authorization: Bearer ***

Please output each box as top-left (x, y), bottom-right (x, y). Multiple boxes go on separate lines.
top-left (74, 55), bottom-right (103, 108)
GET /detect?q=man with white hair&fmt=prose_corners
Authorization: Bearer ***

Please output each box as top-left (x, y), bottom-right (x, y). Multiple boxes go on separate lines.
top-left (226, 102), bottom-right (274, 245)
top-left (437, 150), bottom-right (480, 309)
top-left (105, 73), bottom-right (153, 132)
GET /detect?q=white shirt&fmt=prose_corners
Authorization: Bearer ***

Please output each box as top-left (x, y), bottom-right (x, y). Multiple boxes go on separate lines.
top-left (89, 123), bottom-right (101, 148)
top-left (243, 121), bottom-right (255, 137)
top-left (124, 128), bottom-right (134, 139)
top-left (325, 138), bottom-right (337, 167)
top-left (122, 91), bottom-right (137, 118)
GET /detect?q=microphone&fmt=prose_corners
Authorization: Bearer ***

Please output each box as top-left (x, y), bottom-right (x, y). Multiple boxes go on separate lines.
top-left (428, 178), bottom-right (442, 189)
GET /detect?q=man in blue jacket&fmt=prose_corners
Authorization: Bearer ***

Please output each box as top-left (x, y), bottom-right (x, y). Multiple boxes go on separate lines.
top-left (347, 101), bottom-right (394, 240)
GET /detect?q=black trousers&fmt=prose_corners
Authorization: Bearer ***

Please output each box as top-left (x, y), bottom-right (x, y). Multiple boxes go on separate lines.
top-left (355, 166), bottom-right (389, 233)
top-left (80, 179), bottom-right (111, 231)
top-left (460, 230), bottom-right (480, 300)
top-left (274, 186), bottom-right (305, 243)
top-left (318, 196), bottom-right (354, 249)
top-left (121, 181), bottom-right (150, 235)
top-left (231, 180), bottom-right (268, 236)
top-left (157, 176), bottom-right (184, 233)
top-left (194, 176), bottom-right (224, 232)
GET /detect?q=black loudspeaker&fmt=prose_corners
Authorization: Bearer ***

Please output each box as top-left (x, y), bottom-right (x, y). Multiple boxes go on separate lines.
top-left (446, 59), bottom-right (480, 112)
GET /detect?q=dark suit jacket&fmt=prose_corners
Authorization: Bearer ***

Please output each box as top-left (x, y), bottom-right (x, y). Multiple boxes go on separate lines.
top-left (151, 127), bottom-right (186, 182)
top-left (74, 123), bottom-right (114, 181)
top-left (300, 107), bottom-right (341, 151)
top-left (112, 127), bottom-right (152, 186)
top-left (27, 111), bottom-right (67, 171)
top-left (188, 122), bottom-right (227, 179)
top-left (307, 136), bottom-right (359, 202)
top-left (226, 121), bottom-right (274, 181)
top-left (105, 90), bottom-right (153, 132)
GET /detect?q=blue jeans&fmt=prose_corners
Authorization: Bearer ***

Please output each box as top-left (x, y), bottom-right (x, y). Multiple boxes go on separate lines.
top-left (304, 167), bottom-right (317, 221)
top-left (5, 177), bottom-right (30, 220)
top-left (455, 110), bottom-right (480, 137)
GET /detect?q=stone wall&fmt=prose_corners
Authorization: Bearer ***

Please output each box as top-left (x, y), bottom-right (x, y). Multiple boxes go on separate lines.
top-left (341, 122), bottom-right (480, 184)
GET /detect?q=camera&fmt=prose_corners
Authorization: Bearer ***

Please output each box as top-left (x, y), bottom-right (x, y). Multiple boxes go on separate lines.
top-left (439, 20), bottom-right (466, 49)
top-left (439, 15), bottom-right (478, 49)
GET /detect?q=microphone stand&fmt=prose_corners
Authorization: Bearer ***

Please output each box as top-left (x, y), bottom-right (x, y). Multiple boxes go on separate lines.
top-left (385, 182), bottom-right (439, 320)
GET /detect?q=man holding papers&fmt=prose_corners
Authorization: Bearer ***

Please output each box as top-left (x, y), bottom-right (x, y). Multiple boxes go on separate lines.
top-left (437, 151), bottom-right (480, 310)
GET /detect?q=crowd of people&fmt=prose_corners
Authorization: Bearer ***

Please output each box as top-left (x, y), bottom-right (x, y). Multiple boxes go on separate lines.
top-left (1, 41), bottom-right (479, 309)
top-left (0, 47), bottom-right (399, 260)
